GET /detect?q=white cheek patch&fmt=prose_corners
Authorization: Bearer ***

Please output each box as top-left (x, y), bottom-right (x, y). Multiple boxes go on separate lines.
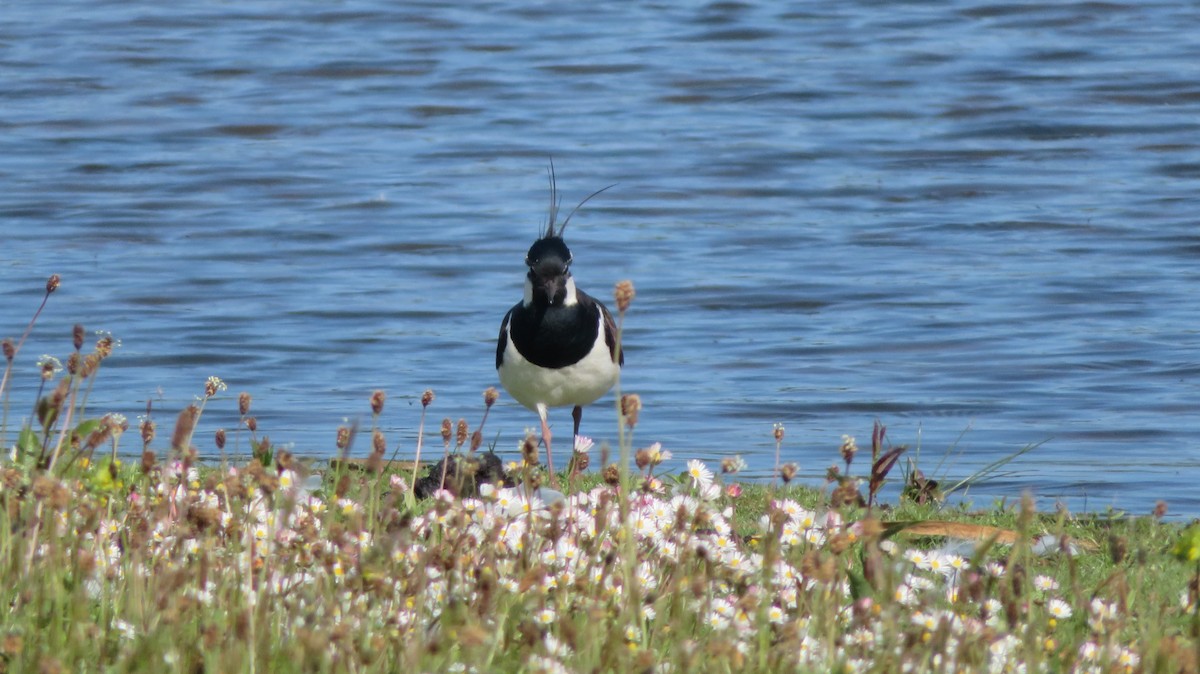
top-left (563, 277), bottom-right (578, 307)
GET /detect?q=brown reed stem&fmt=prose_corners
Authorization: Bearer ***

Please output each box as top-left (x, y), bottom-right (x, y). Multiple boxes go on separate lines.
top-left (0, 275), bottom-right (60, 449)
top-left (409, 390), bottom-right (434, 497)
top-left (45, 376), bottom-right (81, 473)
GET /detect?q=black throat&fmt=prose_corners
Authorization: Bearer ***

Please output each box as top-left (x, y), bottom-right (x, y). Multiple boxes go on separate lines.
top-left (507, 295), bottom-right (601, 369)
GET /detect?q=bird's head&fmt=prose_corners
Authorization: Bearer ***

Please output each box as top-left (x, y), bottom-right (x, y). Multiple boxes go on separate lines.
top-left (525, 235), bottom-right (574, 307)
top-left (521, 162), bottom-right (614, 308)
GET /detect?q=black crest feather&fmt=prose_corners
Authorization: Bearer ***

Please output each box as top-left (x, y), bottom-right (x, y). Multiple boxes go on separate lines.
top-left (542, 158), bottom-right (616, 240)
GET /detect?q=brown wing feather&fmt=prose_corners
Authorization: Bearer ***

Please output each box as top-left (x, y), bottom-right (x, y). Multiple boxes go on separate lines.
top-left (599, 302), bottom-right (624, 366)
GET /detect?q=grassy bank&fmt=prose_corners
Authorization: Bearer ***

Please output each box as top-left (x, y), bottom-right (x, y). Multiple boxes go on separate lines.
top-left (2, 276), bottom-right (1198, 673)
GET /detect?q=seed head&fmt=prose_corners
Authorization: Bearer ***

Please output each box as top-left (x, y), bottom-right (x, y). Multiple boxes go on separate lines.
top-left (275, 449), bottom-right (294, 472)
top-left (83, 420), bottom-right (112, 450)
top-left (66, 352), bottom-right (80, 375)
top-left (38, 355), bottom-right (62, 380)
top-left (187, 504), bottom-right (221, 532)
top-left (141, 449), bottom-right (157, 474)
top-left (840, 434), bottom-right (858, 465)
top-left (244, 416), bottom-right (257, 433)
top-left (773, 423), bottom-right (785, 443)
top-left (365, 451), bottom-right (383, 474)
top-left (521, 434), bottom-right (539, 466)
top-left (335, 426), bottom-right (351, 451)
top-left (215, 428), bottom-right (226, 450)
top-left (204, 376), bottom-right (226, 399)
top-left (441, 418), bottom-right (452, 447)
top-left (2, 339), bottom-right (12, 362)
top-left (238, 392), bottom-right (252, 416)
top-left (614, 280), bottom-right (635, 313)
top-left (779, 462), bottom-right (799, 484)
top-left (1153, 500), bottom-right (1168, 520)
top-left (573, 453), bottom-right (590, 473)
top-left (46, 274), bottom-right (61, 294)
top-left (602, 463), bottom-right (621, 486)
top-left (254, 459), bottom-right (278, 494)
top-left (367, 432), bottom-right (386, 473)
top-left (80, 353), bottom-right (101, 378)
top-left (95, 335), bottom-right (115, 359)
top-left (456, 419), bottom-right (469, 448)
top-left (831, 480), bottom-right (862, 508)
top-left (32, 475), bottom-right (56, 501)
top-left (73, 324), bottom-right (85, 351)
top-left (370, 390), bottom-right (386, 415)
top-left (140, 418), bottom-right (155, 446)
top-left (170, 405), bottom-right (199, 451)
top-left (721, 456), bottom-right (747, 475)
top-left (620, 394), bottom-right (642, 428)
top-left (49, 378), bottom-right (69, 407)
top-left (470, 429), bottom-right (483, 453)
top-left (635, 448), bottom-right (651, 470)
top-left (421, 389), bottom-right (435, 408)
top-left (105, 412), bottom-right (128, 438)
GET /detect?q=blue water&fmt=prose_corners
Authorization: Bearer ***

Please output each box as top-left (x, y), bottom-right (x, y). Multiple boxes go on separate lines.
top-left (2, 1), bottom-right (1198, 515)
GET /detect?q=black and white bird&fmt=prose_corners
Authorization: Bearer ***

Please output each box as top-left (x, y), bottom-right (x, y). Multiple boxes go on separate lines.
top-left (496, 169), bottom-right (623, 485)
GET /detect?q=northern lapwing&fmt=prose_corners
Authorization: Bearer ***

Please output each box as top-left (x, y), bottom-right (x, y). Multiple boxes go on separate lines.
top-left (496, 167), bottom-right (623, 485)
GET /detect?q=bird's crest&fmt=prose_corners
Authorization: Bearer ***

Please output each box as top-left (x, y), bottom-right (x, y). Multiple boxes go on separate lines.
top-left (541, 158), bottom-right (616, 240)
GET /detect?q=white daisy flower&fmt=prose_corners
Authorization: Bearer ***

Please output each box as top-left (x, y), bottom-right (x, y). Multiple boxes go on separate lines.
top-left (1047, 598), bottom-right (1073, 619)
top-left (573, 436), bottom-right (594, 454)
top-left (534, 607), bottom-right (556, 626)
top-left (686, 459), bottom-right (714, 490)
top-left (1033, 574), bottom-right (1059, 592)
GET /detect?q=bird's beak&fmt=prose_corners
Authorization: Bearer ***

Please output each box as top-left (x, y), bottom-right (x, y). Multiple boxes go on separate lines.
top-left (533, 273), bottom-right (566, 305)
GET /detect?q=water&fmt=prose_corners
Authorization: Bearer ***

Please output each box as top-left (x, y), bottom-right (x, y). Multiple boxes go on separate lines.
top-left (2, 1), bottom-right (1198, 515)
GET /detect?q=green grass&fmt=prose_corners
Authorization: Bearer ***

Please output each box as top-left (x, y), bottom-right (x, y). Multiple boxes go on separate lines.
top-left (1, 275), bottom-right (1198, 673)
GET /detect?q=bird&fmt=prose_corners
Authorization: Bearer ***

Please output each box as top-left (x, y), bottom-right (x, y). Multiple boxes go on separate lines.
top-left (496, 166), bottom-right (623, 486)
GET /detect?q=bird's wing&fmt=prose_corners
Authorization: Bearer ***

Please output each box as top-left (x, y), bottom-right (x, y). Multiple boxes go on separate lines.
top-left (496, 307), bottom-right (514, 370)
top-left (599, 302), bottom-right (624, 366)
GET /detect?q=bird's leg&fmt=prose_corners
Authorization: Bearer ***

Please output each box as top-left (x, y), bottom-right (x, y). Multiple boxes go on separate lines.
top-left (565, 405), bottom-right (585, 482)
top-left (536, 403), bottom-right (559, 488)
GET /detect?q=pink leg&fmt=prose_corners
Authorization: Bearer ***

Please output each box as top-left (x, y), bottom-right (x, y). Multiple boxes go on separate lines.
top-left (536, 403), bottom-right (559, 488)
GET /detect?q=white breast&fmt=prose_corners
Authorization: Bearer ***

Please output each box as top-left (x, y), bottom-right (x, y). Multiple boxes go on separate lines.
top-left (498, 313), bottom-right (621, 411)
